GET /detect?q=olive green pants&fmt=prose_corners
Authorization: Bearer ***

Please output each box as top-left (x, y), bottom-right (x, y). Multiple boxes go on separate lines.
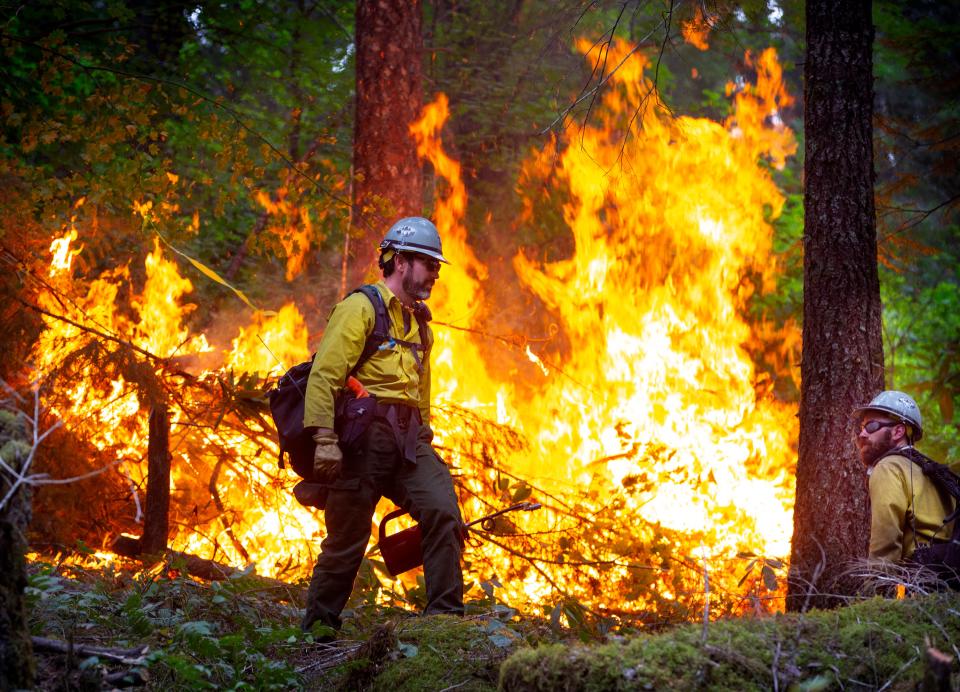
top-left (302, 418), bottom-right (464, 631)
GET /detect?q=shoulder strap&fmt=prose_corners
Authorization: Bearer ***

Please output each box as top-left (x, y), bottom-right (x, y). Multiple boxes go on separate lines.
top-left (883, 447), bottom-right (960, 524)
top-left (413, 301), bottom-right (432, 351)
top-left (346, 285), bottom-right (432, 375)
top-left (349, 284), bottom-right (391, 377)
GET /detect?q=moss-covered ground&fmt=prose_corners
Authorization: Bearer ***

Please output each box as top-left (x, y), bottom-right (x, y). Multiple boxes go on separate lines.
top-left (499, 594), bottom-right (960, 691)
top-left (22, 554), bottom-right (960, 690)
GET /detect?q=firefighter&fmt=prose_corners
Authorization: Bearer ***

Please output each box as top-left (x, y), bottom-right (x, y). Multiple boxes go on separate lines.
top-left (854, 390), bottom-right (954, 562)
top-left (300, 216), bottom-right (464, 633)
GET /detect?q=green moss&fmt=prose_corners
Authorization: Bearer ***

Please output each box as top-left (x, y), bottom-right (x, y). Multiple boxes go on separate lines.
top-left (368, 615), bottom-right (512, 691)
top-left (499, 594), bottom-right (960, 691)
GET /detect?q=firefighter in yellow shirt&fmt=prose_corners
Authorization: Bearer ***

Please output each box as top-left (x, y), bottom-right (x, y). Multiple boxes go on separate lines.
top-left (301, 217), bottom-right (463, 633)
top-left (854, 391), bottom-right (954, 562)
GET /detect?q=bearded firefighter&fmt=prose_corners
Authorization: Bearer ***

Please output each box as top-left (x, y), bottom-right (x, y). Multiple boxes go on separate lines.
top-left (300, 217), bottom-right (464, 633)
top-left (854, 390), bottom-right (955, 562)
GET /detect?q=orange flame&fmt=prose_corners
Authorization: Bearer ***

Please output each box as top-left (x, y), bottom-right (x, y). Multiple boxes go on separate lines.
top-left (413, 41), bottom-right (798, 615)
top-left (30, 39), bottom-right (800, 623)
top-left (225, 304), bottom-right (310, 377)
top-left (682, 6), bottom-right (713, 51)
top-left (255, 188), bottom-right (313, 281)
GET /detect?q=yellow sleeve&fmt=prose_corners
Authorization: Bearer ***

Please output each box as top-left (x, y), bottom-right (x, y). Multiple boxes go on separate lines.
top-left (868, 460), bottom-right (910, 561)
top-left (302, 294), bottom-right (374, 429)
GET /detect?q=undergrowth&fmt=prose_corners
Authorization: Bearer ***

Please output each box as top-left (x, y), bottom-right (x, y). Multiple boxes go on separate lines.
top-left (23, 553), bottom-right (540, 690)
top-left (22, 552), bottom-right (960, 690)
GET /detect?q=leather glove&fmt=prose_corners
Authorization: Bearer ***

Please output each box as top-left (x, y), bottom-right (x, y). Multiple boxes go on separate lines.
top-left (312, 430), bottom-right (343, 483)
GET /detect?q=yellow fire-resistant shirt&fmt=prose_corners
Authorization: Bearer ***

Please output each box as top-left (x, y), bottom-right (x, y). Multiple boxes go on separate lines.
top-left (303, 281), bottom-right (432, 431)
top-left (868, 452), bottom-right (956, 561)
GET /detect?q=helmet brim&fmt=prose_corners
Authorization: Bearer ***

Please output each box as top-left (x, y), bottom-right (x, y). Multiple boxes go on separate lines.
top-left (383, 242), bottom-right (449, 264)
top-left (852, 405), bottom-right (923, 441)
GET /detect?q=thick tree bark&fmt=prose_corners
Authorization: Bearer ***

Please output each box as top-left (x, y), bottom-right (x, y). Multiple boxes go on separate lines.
top-left (788, 0), bottom-right (883, 610)
top-left (351, 0), bottom-right (424, 288)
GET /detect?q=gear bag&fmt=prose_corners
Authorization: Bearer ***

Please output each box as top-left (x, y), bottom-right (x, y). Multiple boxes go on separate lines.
top-left (878, 447), bottom-right (960, 587)
top-left (267, 285), bottom-right (430, 504)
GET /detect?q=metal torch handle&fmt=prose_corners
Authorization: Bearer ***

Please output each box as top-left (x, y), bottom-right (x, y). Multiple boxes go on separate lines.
top-left (464, 501), bottom-right (541, 531)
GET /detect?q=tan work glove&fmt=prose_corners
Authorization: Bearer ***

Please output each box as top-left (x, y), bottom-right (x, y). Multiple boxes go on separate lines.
top-left (312, 429), bottom-right (343, 483)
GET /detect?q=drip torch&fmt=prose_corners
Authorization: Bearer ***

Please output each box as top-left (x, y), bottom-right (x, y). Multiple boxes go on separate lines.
top-left (378, 501), bottom-right (542, 577)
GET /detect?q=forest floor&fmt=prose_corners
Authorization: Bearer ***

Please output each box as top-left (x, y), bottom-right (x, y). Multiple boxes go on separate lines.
top-left (22, 553), bottom-right (960, 691)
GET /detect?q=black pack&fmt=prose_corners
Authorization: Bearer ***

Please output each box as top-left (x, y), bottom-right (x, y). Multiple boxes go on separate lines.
top-left (267, 285), bottom-right (430, 483)
top-left (880, 446), bottom-right (960, 587)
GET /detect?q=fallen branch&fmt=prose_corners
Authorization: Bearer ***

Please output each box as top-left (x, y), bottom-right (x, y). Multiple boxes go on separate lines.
top-left (103, 668), bottom-right (149, 687)
top-left (296, 641), bottom-right (363, 673)
top-left (30, 636), bottom-right (148, 665)
top-left (110, 535), bottom-right (303, 602)
top-left (14, 295), bottom-right (162, 364)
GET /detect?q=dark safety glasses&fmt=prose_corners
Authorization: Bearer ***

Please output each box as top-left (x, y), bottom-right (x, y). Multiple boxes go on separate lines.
top-left (413, 255), bottom-right (441, 273)
top-left (858, 420), bottom-right (899, 435)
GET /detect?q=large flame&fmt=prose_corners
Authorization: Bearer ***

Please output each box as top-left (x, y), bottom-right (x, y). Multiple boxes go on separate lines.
top-left (414, 41), bottom-right (798, 616)
top-left (30, 40), bottom-right (799, 623)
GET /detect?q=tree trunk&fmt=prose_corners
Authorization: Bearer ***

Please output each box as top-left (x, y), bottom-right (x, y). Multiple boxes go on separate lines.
top-left (0, 418), bottom-right (35, 688)
top-left (788, 0), bottom-right (882, 610)
top-left (141, 405), bottom-right (171, 555)
top-left (351, 0), bottom-right (424, 288)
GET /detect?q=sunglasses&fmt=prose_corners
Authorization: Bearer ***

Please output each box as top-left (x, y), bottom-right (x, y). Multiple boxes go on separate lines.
top-left (858, 420), bottom-right (900, 435)
top-left (405, 254), bottom-right (441, 273)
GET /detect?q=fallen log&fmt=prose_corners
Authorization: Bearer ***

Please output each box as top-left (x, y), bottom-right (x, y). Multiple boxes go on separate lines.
top-left (109, 535), bottom-right (303, 602)
top-left (31, 637), bottom-right (150, 688)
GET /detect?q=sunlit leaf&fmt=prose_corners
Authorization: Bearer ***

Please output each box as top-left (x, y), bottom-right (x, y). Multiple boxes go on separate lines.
top-left (155, 233), bottom-right (268, 314)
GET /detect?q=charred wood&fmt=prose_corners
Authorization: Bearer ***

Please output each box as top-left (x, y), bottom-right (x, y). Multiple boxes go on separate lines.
top-left (109, 536), bottom-right (302, 601)
top-left (141, 405), bottom-right (171, 555)
top-left (921, 645), bottom-right (954, 692)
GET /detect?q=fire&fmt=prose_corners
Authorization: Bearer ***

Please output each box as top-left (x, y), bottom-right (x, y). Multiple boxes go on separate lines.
top-left (255, 188), bottom-right (313, 281)
top-left (132, 239), bottom-right (211, 358)
top-left (225, 304), bottom-right (310, 378)
top-left (416, 40), bottom-right (798, 617)
top-left (31, 226), bottom-right (319, 580)
top-left (681, 6), bottom-right (714, 51)
top-left (28, 38), bottom-right (799, 625)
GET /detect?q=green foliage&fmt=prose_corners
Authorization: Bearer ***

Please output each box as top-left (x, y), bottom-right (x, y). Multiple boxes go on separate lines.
top-left (872, 0), bottom-right (960, 461)
top-left (0, 0), bottom-right (356, 330)
top-left (27, 557), bottom-right (304, 689)
top-left (881, 247), bottom-right (960, 461)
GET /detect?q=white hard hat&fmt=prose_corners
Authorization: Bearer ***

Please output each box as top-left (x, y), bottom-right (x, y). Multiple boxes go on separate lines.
top-left (379, 217), bottom-right (448, 264)
top-left (854, 390), bottom-right (923, 441)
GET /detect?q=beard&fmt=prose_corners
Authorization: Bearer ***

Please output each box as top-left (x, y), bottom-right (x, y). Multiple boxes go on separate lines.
top-left (858, 429), bottom-right (896, 467)
top-left (402, 272), bottom-right (434, 301)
